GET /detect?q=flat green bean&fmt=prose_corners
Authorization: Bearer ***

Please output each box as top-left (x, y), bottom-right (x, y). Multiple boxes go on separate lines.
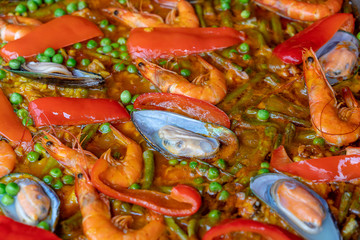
top-left (142, 150), bottom-right (155, 189)
top-left (165, 217), bottom-right (189, 240)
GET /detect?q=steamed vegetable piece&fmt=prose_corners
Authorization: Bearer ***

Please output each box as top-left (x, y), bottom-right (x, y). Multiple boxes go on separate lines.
top-left (29, 97), bottom-right (130, 126)
top-left (273, 13), bottom-right (354, 64)
top-left (134, 93), bottom-right (231, 128)
top-left (0, 89), bottom-right (32, 151)
top-left (202, 219), bottom-right (302, 240)
top-left (0, 15), bottom-right (103, 61)
top-left (127, 27), bottom-right (246, 59)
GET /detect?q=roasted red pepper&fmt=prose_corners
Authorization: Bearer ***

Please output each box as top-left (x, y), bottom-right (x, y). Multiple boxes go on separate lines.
top-left (0, 89), bottom-right (32, 151)
top-left (127, 27), bottom-right (246, 59)
top-left (271, 145), bottom-right (360, 182)
top-left (91, 157), bottom-right (201, 216)
top-left (0, 216), bottom-right (60, 240)
top-left (134, 93), bottom-right (231, 128)
top-left (0, 15), bottom-right (103, 61)
top-left (273, 13), bottom-right (355, 64)
top-left (202, 218), bottom-right (302, 240)
top-left (29, 97), bottom-right (130, 126)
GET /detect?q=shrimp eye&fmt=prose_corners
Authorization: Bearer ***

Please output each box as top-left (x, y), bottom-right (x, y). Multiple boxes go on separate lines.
top-left (114, 10), bottom-right (119, 16)
top-left (46, 141), bottom-right (53, 147)
top-left (307, 56), bottom-right (314, 63)
top-left (138, 62), bottom-right (145, 68)
top-left (77, 173), bottom-right (83, 179)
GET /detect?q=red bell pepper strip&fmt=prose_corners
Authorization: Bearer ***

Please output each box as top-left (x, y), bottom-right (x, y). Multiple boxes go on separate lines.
top-left (271, 145), bottom-right (360, 182)
top-left (273, 13), bottom-right (355, 64)
top-left (0, 15), bottom-right (103, 61)
top-left (134, 93), bottom-right (231, 128)
top-left (127, 27), bottom-right (246, 59)
top-left (29, 97), bottom-right (130, 126)
top-left (0, 89), bottom-right (32, 151)
top-left (90, 157), bottom-right (201, 216)
top-left (0, 216), bottom-right (60, 240)
top-left (202, 218), bottom-right (302, 240)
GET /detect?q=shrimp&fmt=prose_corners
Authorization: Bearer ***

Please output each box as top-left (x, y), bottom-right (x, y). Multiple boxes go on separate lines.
top-left (136, 56), bottom-right (227, 105)
top-left (102, 0), bottom-right (198, 28)
top-left (302, 48), bottom-right (360, 146)
top-left (253, 0), bottom-right (342, 21)
top-left (0, 16), bottom-right (42, 42)
top-left (76, 172), bottom-right (166, 240)
top-left (0, 141), bottom-right (16, 178)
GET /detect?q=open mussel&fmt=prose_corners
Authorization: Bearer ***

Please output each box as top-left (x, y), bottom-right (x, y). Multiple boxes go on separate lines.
top-left (316, 31), bottom-right (359, 85)
top-left (0, 173), bottom-right (60, 232)
top-left (2, 62), bottom-right (105, 88)
top-left (250, 173), bottom-right (340, 240)
top-left (132, 110), bottom-right (238, 159)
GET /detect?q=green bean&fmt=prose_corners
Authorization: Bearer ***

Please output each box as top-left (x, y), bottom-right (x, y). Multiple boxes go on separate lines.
top-left (165, 217), bottom-right (188, 240)
top-left (131, 205), bottom-right (144, 215)
top-left (246, 29), bottom-right (267, 48)
top-left (284, 123), bottom-right (296, 146)
top-left (220, 11), bottom-right (233, 27)
top-left (263, 95), bottom-right (309, 119)
top-left (158, 186), bottom-right (173, 193)
top-left (58, 211), bottom-right (83, 240)
top-left (339, 192), bottom-right (352, 224)
top-left (264, 74), bottom-right (281, 88)
top-left (289, 22), bottom-right (304, 32)
top-left (187, 218), bottom-right (198, 238)
top-left (341, 215), bottom-right (358, 240)
top-left (83, 49), bottom-right (131, 65)
top-left (295, 130), bottom-right (316, 143)
top-left (207, 52), bottom-right (245, 77)
top-left (270, 14), bottom-right (283, 44)
top-left (285, 23), bottom-right (296, 37)
top-left (222, 82), bottom-right (250, 104)
top-left (142, 150), bottom-right (155, 189)
top-left (229, 161), bottom-right (243, 175)
top-left (343, 0), bottom-right (352, 13)
top-left (203, 1), bottom-right (216, 19)
top-left (265, 126), bottom-right (277, 139)
top-left (195, 4), bottom-right (206, 27)
top-left (80, 124), bottom-right (99, 148)
top-left (349, 187), bottom-right (360, 215)
top-left (258, 19), bottom-right (270, 43)
top-left (274, 133), bottom-right (283, 149)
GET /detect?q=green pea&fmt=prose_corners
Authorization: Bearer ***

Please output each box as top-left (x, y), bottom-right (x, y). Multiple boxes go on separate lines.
top-left (126, 105), bottom-right (134, 112)
top-left (131, 94), bottom-right (139, 104)
top-left (54, 8), bottom-right (66, 17)
top-left (27, 1), bottom-right (38, 12)
top-left (62, 175), bottom-right (75, 185)
top-left (78, 1), bottom-right (87, 10)
top-left (0, 70), bottom-right (6, 80)
top-left (10, 93), bottom-right (23, 105)
top-left (102, 45), bottom-right (113, 53)
top-left (39, 55), bottom-right (51, 62)
top-left (17, 56), bottom-right (25, 64)
top-left (81, 58), bottom-right (90, 66)
top-left (357, 32), bottom-right (360, 41)
top-left (220, 2), bottom-right (230, 10)
top-left (120, 52), bottom-right (129, 60)
top-left (180, 160), bottom-right (187, 165)
top-left (73, 42), bottom-right (82, 49)
top-left (1, 194), bottom-right (14, 205)
top-left (87, 40), bottom-right (98, 49)
top-left (193, 177), bottom-right (204, 185)
top-left (313, 137), bottom-right (325, 146)
top-left (238, 43), bottom-right (250, 53)
top-left (330, 146), bottom-right (340, 152)
top-left (100, 38), bottom-right (111, 46)
top-left (114, 63), bottom-right (126, 72)
top-left (34, 0), bottom-right (43, 5)
top-left (111, 43), bottom-right (120, 49)
top-left (242, 54), bottom-right (251, 60)
top-left (17, 109), bottom-right (28, 119)
top-left (22, 117), bottom-right (33, 126)
top-left (96, 47), bottom-right (103, 54)
top-left (99, 123), bottom-right (111, 134)
top-left (198, 164), bottom-right (209, 174)
top-left (216, 159), bottom-right (226, 169)
top-left (66, 58), bottom-right (77, 67)
top-left (45, 0), bottom-right (54, 4)
top-left (218, 190), bottom-right (230, 201)
top-left (180, 69), bottom-right (191, 77)
top-left (34, 142), bottom-right (45, 154)
top-left (37, 221), bottom-right (50, 230)
top-left (0, 183), bottom-right (6, 194)
top-left (66, 2), bottom-right (78, 13)
top-left (119, 44), bottom-right (127, 52)
top-left (207, 167), bottom-right (220, 179)
top-left (158, 60), bottom-right (167, 66)
top-left (52, 179), bottom-right (63, 189)
top-left (260, 162), bottom-right (270, 168)
top-left (258, 168), bottom-right (270, 174)
top-left (119, 0), bottom-right (126, 4)
top-left (117, 37), bottom-right (126, 44)
top-left (107, 24), bottom-right (116, 32)
top-left (168, 159), bottom-right (179, 166)
top-left (120, 90), bottom-right (132, 104)
top-left (43, 175), bottom-right (53, 184)
top-left (50, 168), bottom-right (63, 178)
top-left (44, 48), bottom-right (56, 57)
top-left (127, 64), bottom-right (137, 73)
top-left (27, 151), bottom-right (40, 162)
top-left (100, 19), bottom-right (109, 28)
top-left (257, 109), bottom-right (270, 121)
top-left (240, 10), bottom-right (250, 18)
top-left (129, 183), bottom-right (141, 189)
top-left (15, 4), bottom-right (28, 14)
top-left (209, 182), bottom-right (222, 192)
top-left (9, 59), bottom-right (21, 70)
top-left (6, 182), bottom-right (20, 196)
top-left (110, 50), bottom-right (120, 58)
top-left (208, 210), bottom-right (221, 220)
top-left (189, 161), bottom-right (198, 169)
top-left (52, 54), bottom-right (64, 64)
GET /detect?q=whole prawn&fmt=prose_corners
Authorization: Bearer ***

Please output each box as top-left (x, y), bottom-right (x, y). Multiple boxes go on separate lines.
top-left (303, 48), bottom-right (360, 146)
top-left (254, 0), bottom-right (342, 21)
top-left (102, 0), bottom-right (198, 28)
top-left (0, 16), bottom-right (41, 42)
top-left (136, 56), bottom-right (227, 105)
top-left (0, 141), bottom-right (16, 178)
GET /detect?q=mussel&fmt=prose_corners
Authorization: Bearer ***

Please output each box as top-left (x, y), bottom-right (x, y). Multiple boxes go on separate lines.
top-left (0, 173), bottom-right (60, 232)
top-left (316, 31), bottom-right (359, 85)
top-left (132, 110), bottom-right (238, 159)
top-left (2, 62), bottom-right (105, 88)
top-left (250, 173), bottom-right (340, 240)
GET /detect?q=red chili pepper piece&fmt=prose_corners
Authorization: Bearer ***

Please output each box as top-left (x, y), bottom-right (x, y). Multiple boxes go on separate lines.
top-left (271, 145), bottom-right (360, 182)
top-left (0, 89), bottom-right (32, 151)
top-left (90, 157), bottom-right (201, 217)
top-left (134, 93), bottom-right (231, 128)
top-left (273, 13), bottom-right (354, 64)
top-left (0, 216), bottom-right (60, 240)
top-left (29, 97), bottom-right (130, 126)
top-left (0, 15), bottom-right (103, 61)
top-left (127, 27), bottom-right (246, 59)
top-left (202, 218), bottom-right (302, 240)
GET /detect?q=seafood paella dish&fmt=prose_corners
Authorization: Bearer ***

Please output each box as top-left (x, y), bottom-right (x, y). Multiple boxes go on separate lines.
top-left (1, 0), bottom-right (360, 239)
